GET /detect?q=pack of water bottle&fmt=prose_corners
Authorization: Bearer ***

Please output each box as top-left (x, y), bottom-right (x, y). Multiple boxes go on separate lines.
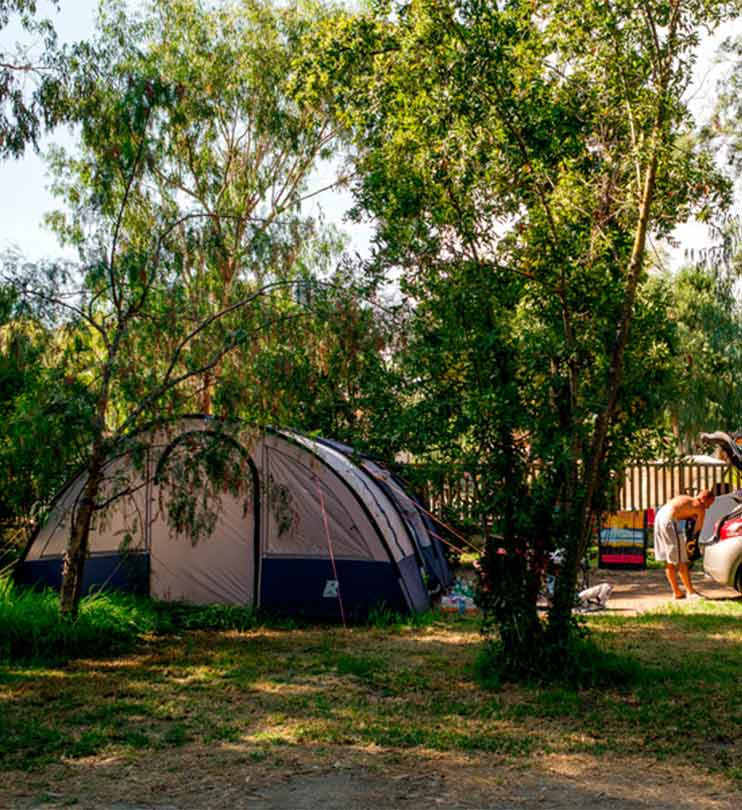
top-left (439, 578), bottom-right (477, 614)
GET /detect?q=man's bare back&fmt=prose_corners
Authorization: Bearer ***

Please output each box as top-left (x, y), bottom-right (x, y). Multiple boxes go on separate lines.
top-left (655, 489), bottom-right (715, 599)
top-left (663, 493), bottom-right (712, 527)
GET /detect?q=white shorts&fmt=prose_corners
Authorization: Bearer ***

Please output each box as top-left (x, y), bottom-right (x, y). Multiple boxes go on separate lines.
top-left (654, 506), bottom-right (686, 565)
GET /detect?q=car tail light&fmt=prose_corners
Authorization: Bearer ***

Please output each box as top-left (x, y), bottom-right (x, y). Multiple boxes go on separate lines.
top-left (719, 517), bottom-right (742, 540)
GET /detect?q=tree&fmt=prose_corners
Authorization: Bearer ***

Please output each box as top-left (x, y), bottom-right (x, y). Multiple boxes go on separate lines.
top-left (667, 30), bottom-right (742, 444)
top-left (0, 278), bottom-right (96, 564)
top-left (3, 0), bottom-right (344, 615)
top-left (666, 264), bottom-right (742, 446)
top-left (53, 0), bottom-right (345, 415)
top-left (0, 0), bottom-right (68, 158)
top-left (300, 0), bottom-right (735, 676)
top-left (219, 262), bottom-right (405, 455)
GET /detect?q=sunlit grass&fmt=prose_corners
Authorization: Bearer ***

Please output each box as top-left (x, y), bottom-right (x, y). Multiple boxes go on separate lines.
top-left (1, 590), bottom-right (739, 790)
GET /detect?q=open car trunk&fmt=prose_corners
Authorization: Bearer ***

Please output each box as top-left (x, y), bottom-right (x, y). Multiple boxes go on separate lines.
top-left (700, 431), bottom-right (742, 472)
top-left (699, 432), bottom-right (742, 591)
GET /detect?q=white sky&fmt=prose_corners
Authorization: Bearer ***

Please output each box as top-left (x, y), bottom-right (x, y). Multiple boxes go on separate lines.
top-left (0, 0), bottom-right (371, 262)
top-left (0, 2), bottom-right (739, 267)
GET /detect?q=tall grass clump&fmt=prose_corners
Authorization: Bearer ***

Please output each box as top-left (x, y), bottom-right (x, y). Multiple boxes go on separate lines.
top-left (0, 576), bottom-right (266, 664)
top-left (366, 602), bottom-right (438, 629)
top-left (475, 628), bottom-right (648, 690)
top-left (0, 576), bottom-right (158, 663)
top-left (151, 600), bottom-right (259, 633)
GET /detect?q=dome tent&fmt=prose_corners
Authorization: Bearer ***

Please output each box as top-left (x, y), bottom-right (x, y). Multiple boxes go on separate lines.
top-left (17, 417), bottom-right (450, 619)
top-left (312, 436), bottom-right (454, 593)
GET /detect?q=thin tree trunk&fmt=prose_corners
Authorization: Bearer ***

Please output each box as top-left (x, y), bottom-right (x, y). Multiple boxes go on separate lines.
top-left (578, 147), bottom-right (660, 554)
top-left (59, 457), bottom-right (104, 616)
top-left (60, 340), bottom-right (117, 616)
top-left (577, 4), bottom-right (679, 560)
top-left (548, 122), bottom-right (665, 642)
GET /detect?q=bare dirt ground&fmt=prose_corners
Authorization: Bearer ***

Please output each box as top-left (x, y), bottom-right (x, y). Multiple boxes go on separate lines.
top-left (4, 743), bottom-right (740, 810)
top-left (3, 570), bottom-right (740, 810)
top-left (591, 567), bottom-right (741, 614)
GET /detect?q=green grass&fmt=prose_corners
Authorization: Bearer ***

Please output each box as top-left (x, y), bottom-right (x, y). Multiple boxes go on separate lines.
top-left (0, 576), bottom-right (159, 663)
top-left (0, 577), bottom-right (739, 796)
top-left (0, 576), bottom-right (265, 663)
top-left (0, 576), bottom-right (442, 665)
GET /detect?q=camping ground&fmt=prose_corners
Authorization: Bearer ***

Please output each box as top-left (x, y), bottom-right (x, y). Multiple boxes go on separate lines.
top-left (1, 570), bottom-right (740, 810)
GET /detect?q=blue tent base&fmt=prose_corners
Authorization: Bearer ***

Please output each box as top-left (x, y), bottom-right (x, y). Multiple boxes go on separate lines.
top-left (259, 557), bottom-right (412, 619)
top-left (16, 553), bottom-right (150, 596)
top-left (17, 554), bottom-right (423, 620)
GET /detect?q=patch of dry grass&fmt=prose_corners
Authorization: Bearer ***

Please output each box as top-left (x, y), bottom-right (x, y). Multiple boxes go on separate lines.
top-left (1, 602), bottom-right (740, 804)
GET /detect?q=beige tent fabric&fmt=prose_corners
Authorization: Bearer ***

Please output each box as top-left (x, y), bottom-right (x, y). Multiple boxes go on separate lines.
top-left (27, 455), bottom-right (150, 560)
top-left (148, 486), bottom-right (255, 605)
top-left (28, 420), bottom-right (257, 605)
top-left (262, 444), bottom-right (387, 561)
top-left (142, 420), bottom-right (257, 604)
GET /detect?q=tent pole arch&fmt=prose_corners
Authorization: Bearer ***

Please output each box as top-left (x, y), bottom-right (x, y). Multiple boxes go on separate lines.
top-left (15, 413), bottom-right (246, 570)
top-left (153, 427), bottom-right (261, 608)
top-left (272, 429), bottom-right (416, 612)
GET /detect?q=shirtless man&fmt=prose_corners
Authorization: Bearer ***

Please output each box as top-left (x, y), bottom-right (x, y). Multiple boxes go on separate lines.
top-left (654, 489), bottom-right (715, 599)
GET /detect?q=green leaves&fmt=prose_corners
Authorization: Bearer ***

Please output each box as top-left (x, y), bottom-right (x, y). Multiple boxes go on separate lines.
top-left (297, 0), bottom-right (740, 669)
top-left (0, 1), bottom-right (65, 158)
top-left (665, 263), bottom-right (742, 448)
top-left (2, 1), bottom-right (360, 612)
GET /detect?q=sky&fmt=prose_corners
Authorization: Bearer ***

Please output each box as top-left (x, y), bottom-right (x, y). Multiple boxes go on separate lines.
top-left (0, 0), bottom-right (372, 263)
top-left (0, 2), bottom-right (738, 268)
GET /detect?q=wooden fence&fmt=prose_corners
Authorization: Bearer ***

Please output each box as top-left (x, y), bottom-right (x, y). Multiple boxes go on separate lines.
top-left (421, 472), bottom-right (478, 527)
top-left (615, 461), bottom-right (742, 512)
top-left (416, 461), bottom-right (742, 526)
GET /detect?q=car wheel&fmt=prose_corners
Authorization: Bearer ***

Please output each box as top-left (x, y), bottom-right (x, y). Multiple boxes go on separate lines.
top-left (735, 567), bottom-right (742, 594)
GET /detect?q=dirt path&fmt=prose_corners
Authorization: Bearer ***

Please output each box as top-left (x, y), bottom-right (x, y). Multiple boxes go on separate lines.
top-left (589, 567), bottom-right (740, 614)
top-left (4, 746), bottom-right (739, 810)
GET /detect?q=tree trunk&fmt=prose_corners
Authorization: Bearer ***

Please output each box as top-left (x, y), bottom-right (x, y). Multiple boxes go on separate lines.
top-left (59, 457), bottom-right (104, 617)
top-left (547, 136), bottom-right (663, 646)
top-left (546, 522), bottom-right (581, 644)
top-left (201, 369), bottom-right (213, 414)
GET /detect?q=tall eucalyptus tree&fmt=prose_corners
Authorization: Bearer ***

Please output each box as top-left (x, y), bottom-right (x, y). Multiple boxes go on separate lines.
top-left (4, 0), bottom-right (344, 615)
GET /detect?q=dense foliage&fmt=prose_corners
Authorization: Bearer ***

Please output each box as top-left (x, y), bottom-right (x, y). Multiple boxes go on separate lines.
top-left (1, 0), bottom-right (741, 679)
top-left (298, 0), bottom-right (737, 675)
top-left (2, 0), bottom-right (397, 614)
top-left (0, 574), bottom-right (268, 662)
top-left (665, 264), bottom-right (742, 448)
top-left (0, 283), bottom-right (95, 563)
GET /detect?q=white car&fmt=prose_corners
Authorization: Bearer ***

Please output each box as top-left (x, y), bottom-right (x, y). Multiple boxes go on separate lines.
top-left (699, 432), bottom-right (742, 593)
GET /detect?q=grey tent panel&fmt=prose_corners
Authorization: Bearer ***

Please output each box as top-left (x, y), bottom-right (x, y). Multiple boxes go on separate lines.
top-left (311, 436), bottom-right (453, 590)
top-left (262, 443), bottom-right (388, 561)
top-left (281, 432), bottom-right (416, 563)
top-left (278, 432), bottom-right (430, 613)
